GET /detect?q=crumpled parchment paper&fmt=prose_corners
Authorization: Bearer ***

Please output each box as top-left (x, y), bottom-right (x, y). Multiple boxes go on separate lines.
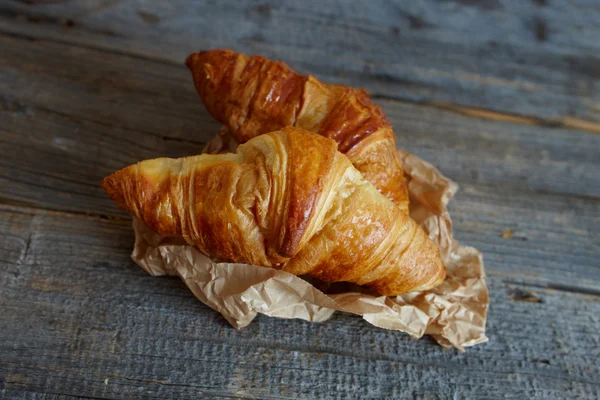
top-left (131, 128), bottom-right (489, 350)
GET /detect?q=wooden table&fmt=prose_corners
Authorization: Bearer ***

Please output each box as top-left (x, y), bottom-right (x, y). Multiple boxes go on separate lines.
top-left (1, 1), bottom-right (599, 398)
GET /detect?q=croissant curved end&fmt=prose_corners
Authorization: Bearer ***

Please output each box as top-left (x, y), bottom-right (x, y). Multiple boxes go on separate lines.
top-left (185, 49), bottom-right (235, 74)
top-left (101, 171), bottom-right (129, 212)
top-left (369, 259), bottom-right (446, 297)
top-left (414, 257), bottom-right (447, 292)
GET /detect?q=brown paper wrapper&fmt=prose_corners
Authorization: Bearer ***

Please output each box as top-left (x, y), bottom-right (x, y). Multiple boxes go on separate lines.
top-left (131, 129), bottom-right (489, 350)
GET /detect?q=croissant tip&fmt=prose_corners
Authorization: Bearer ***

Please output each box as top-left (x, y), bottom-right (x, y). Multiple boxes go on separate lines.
top-left (101, 172), bottom-right (127, 211)
top-left (417, 254), bottom-right (447, 292)
top-left (185, 52), bottom-right (200, 70)
top-left (434, 262), bottom-right (448, 287)
top-left (185, 49), bottom-right (236, 70)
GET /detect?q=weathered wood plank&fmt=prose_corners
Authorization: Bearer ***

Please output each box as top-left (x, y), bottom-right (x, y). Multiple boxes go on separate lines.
top-left (1, 394), bottom-right (105, 400)
top-left (0, 205), bottom-right (599, 399)
top-left (1, 0), bottom-right (600, 127)
top-left (1, 32), bottom-right (599, 292)
top-left (3, 394), bottom-right (138, 400)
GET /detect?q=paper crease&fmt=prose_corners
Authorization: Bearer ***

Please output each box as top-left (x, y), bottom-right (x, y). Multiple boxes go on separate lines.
top-left (130, 128), bottom-right (489, 350)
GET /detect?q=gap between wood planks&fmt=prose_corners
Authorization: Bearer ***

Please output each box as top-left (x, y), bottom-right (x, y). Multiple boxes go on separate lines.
top-left (500, 277), bottom-right (600, 298)
top-left (0, 360), bottom-right (289, 400)
top-left (0, 199), bottom-right (129, 224)
top-left (8, 392), bottom-right (122, 400)
top-left (2, 198), bottom-right (599, 299)
top-left (1, 16), bottom-right (600, 137)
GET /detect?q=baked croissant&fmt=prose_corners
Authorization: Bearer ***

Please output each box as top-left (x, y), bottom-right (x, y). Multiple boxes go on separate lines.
top-left (102, 128), bottom-right (445, 295)
top-left (186, 49), bottom-right (409, 214)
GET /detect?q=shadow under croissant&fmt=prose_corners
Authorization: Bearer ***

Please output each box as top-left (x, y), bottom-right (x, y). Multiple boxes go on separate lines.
top-left (302, 277), bottom-right (379, 296)
top-left (137, 223), bottom-right (375, 295)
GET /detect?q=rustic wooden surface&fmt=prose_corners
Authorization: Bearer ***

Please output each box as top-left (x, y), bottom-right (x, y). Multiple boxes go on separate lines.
top-left (0, 0), bottom-right (599, 399)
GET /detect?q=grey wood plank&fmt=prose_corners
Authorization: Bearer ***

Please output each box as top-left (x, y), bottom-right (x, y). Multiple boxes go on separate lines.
top-left (1, 32), bottom-right (598, 292)
top-left (0, 392), bottom-right (125, 400)
top-left (0, 204), bottom-right (599, 400)
top-left (1, 0), bottom-right (600, 128)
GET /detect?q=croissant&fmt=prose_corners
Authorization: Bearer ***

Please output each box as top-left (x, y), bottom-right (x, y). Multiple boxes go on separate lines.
top-left (102, 128), bottom-right (445, 296)
top-left (186, 49), bottom-right (409, 214)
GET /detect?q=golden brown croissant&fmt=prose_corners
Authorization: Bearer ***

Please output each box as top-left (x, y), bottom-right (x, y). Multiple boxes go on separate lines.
top-left (102, 128), bottom-right (444, 296)
top-left (186, 49), bottom-right (409, 213)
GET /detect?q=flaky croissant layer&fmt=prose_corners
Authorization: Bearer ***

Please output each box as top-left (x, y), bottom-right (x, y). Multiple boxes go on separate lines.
top-left (186, 49), bottom-right (409, 213)
top-left (103, 128), bottom-right (445, 296)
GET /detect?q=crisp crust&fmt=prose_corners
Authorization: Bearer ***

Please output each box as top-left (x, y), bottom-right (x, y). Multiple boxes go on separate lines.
top-left (102, 128), bottom-right (445, 296)
top-left (186, 49), bottom-right (409, 213)
top-left (278, 127), bottom-right (338, 258)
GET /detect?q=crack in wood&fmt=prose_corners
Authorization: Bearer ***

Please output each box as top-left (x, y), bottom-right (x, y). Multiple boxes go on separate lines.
top-left (0, 200), bottom-right (130, 223)
top-left (531, 188), bottom-right (600, 203)
top-left (504, 279), bottom-right (600, 298)
top-left (2, 390), bottom-right (121, 400)
top-left (0, 26), bottom-right (175, 65)
top-left (0, 360), bottom-right (294, 399)
top-left (12, 101), bottom-right (208, 148)
top-left (17, 231), bottom-right (32, 265)
top-left (0, 7), bottom-right (125, 38)
top-left (371, 96), bottom-right (600, 136)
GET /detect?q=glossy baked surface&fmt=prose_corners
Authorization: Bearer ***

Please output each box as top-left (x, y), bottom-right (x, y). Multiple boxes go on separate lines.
top-left (186, 49), bottom-right (409, 213)
top-left (103, 128), bottom-right (444, 295)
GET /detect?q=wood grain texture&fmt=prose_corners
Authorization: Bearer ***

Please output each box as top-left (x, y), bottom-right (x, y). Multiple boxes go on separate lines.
top-left (1, 32), bottom-right (598, 293)
top-left (0, 205), bottom-right (599, 400)
top-left (1, 0), bottom-right (600, 127)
